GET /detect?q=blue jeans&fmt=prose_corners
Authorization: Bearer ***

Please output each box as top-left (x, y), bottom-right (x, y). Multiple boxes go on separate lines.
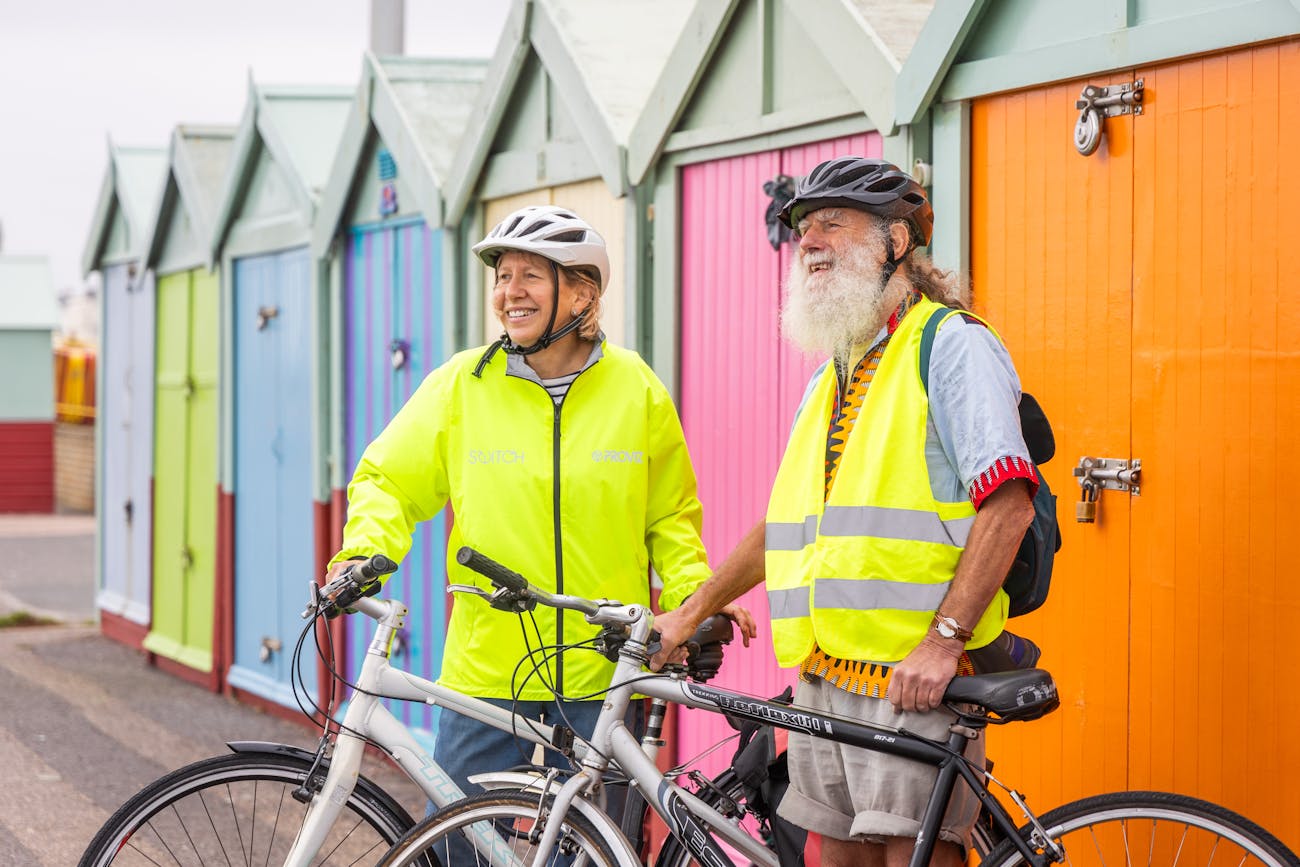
top-left (430, 698), bottom-right (645, 860)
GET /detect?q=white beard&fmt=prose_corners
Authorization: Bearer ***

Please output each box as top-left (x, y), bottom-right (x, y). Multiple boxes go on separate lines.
top-left (781, 242), bottom-right (896, 364)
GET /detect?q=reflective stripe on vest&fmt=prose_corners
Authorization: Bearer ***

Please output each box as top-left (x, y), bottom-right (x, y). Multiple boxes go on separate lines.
top-left (763, 297), bottom-right (1008, 666)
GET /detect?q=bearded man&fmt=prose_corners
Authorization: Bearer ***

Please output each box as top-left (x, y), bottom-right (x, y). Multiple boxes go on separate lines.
top-left (653, 157), bottom-right (1038, 866)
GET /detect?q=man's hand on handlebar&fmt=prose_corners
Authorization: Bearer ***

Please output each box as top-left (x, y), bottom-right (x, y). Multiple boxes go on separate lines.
top-left (649, 601), bottom-right (756, 672)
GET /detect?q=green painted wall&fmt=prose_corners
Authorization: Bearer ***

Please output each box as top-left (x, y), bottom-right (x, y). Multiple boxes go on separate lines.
top-left (144, 267), bottom-right (219, 672)
top-left (0, 331), bottom-right (55, 421)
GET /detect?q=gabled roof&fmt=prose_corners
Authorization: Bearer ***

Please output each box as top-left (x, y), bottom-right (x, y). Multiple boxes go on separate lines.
top-left (312, 53), bottom-right (488, 255)
top-left (143, 125), bottom-right (237, 270)
top-left (208, 78), bottom-right (353, 260)
top-left (893, 0), bottom-right (988, 126)
top-left (0, 255), bottom-right (58, 330)
top-left (80, 142), bottom-right (168, 276)
top-left (443, 0), bottom-right (695, 222)
top-left (626, 0), bottom-right (935, 184)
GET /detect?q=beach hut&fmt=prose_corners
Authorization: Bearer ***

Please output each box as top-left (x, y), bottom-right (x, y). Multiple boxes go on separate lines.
top-left (631, 0), bottom-right (933, 772)
top-left (209, 80), bottom-right (351, 712)
top-left (138, 125), bottom-right (236, 688)
top-left (0, 256), bottom-right (58, 513)
top-left (312, 53), bottom-right (487, 743)
top-left (895, 0), bottom-right (1300, 847)
top-left (82, 143), bottom-right (168, 645)
top-left (443, 0), bottom-right (695, 351)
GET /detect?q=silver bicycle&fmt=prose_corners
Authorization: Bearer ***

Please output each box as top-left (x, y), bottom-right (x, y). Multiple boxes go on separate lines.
top-left (376, 547), bottom-right (1300, 867)
top-left (78, 554), bottom-right (734, 867)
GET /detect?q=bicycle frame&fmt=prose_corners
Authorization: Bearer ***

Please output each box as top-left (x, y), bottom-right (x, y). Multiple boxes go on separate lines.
top-left (517, 611), bottom-right (1057, 867)
top-left (283, 593), bottom-right (601, 866)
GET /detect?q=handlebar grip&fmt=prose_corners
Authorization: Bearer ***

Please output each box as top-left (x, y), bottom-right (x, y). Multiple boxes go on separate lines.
top-left (456, 547), bottom-right (529, 592)
top-left (356, 554), bottom-right (398, 582)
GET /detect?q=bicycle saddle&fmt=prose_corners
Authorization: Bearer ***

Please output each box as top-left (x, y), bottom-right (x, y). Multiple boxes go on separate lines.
top-left (943, 668), bottom-right (1059, 722)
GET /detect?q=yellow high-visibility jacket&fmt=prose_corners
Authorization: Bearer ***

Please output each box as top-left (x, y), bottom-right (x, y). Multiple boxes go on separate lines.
top-left (332, 341), bottom-right (711, 699)
top-left (765, 298), bottom-right (1007, 666)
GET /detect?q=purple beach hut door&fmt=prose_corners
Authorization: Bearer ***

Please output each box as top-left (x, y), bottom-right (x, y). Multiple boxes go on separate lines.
top-left (344, 219), bottom-right (447, 749)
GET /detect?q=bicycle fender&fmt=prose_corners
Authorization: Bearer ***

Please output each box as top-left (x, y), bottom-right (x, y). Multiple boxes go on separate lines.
top-left (227, 741), bottom-right (419, 830)
top-left (466, 771), bottom-right (643, 867)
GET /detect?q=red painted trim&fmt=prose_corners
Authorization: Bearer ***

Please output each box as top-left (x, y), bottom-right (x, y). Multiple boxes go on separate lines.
top-left (215, 487), bottom-right (235, 695)
top-left (100, 610), bottom-right (149, 649)
top-left (328, 488), bottom-right (348, 686)
top-left (313, 499), bottom-right (334, 703)
top-left (151, 652), bottom-right (221, 691)
top-left (228, 684), bottom-right (323, 730)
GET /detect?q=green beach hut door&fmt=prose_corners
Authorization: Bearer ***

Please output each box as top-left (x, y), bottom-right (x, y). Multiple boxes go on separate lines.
top-left (144, 267), bottom-right (219, 675)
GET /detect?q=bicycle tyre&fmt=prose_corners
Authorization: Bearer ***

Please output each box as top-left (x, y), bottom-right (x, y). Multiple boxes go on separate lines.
top-left (980, 790), bottom-right (1300, 867)
top-left (654, 767), bottom-right (775, 867)
top-left (376, 789), bottom-right (624, 867)
top-left (79, 750), bottom-right (416, 867)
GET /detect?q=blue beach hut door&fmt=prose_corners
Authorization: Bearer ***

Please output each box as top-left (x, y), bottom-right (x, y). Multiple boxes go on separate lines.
top-left (343, 219), bottom-right (447, 747)
top-left (98, 262), bottom-right (154, 628)
top-left (228, 247), bottom-right (316, 708)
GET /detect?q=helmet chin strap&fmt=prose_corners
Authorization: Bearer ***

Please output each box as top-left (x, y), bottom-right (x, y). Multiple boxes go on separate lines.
top-left (501, 260), bottom-right (587, 356)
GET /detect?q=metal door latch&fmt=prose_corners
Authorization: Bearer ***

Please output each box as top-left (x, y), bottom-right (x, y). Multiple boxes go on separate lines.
top-left (1073, 457), bottom-right (1142, 523)
top-left (259, 636), bottom-right (283, 663)
top-left (1075, 79), bottom-right (1144, 156)
top-left (256, 305), bottom-right (280, 331)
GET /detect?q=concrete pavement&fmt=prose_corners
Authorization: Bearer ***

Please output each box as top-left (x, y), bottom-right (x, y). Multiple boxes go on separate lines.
top-left (0, 515), bottom-right (423, 865)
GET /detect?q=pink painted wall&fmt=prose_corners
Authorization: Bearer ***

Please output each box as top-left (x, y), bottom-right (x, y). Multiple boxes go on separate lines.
top-left (676, 131), bottom-right (883, 773)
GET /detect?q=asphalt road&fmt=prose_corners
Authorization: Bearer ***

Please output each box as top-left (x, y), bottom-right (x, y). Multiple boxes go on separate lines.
top-left (0, 515), bottom-right (423, 866)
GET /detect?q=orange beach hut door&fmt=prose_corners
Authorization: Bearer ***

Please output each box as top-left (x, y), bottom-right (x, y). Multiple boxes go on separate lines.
top-left (972, 39), bottom-right (1300, 848)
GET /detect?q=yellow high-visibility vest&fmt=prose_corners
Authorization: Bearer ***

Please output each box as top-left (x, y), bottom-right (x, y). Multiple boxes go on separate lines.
top-left (764, 298), bottom-right (1007, 666)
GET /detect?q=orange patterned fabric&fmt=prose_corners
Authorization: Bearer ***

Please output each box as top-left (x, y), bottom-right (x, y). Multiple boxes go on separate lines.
top-left (800, 290), bottom-right (974, 691)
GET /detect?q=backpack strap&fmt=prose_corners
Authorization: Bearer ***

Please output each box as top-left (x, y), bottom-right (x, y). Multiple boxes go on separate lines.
top-left (918, 306), bottom-right (957, 393)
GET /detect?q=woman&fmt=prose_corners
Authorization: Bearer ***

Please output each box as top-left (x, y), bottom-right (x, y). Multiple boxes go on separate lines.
top-left (326, 205), bottom-right (751, 805)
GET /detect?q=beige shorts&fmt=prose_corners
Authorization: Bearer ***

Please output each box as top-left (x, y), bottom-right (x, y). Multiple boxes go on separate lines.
top-left (776, 676), bottom-right (984, 848)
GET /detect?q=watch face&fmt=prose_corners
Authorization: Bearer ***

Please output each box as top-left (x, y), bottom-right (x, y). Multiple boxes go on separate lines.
top-left (937, 621), bottom-right (956, 638)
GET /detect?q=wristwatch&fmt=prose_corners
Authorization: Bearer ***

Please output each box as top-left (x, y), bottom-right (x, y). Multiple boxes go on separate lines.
top-left (931, 613), bottom-right (973, 642)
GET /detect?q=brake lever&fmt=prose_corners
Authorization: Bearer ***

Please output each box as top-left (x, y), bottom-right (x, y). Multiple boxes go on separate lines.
top-left (447, 583), bottom-right (493, 600)
top-left (447, 583), bottom-right (536, 613)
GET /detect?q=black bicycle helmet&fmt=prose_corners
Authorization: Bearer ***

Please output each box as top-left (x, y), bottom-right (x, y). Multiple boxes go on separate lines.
top-left (778, 156), bottom-right (934, 249)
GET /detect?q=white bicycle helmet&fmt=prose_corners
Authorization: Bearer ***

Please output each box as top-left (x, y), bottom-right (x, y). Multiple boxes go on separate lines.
top-left (471, 205), bottom-right (611, 366)
top-left (472, 205), bottom-right (610, 293)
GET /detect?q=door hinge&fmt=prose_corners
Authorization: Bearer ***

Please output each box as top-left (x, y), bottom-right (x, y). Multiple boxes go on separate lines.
top-left (1074, 79), bottom-right (1144, 156)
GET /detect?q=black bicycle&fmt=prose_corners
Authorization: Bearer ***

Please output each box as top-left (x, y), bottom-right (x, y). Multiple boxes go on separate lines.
top-left (374, 547), bottom-right (1299, 867)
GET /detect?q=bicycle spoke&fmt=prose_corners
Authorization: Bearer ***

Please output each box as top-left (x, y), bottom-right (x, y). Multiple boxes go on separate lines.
top-left (262, 785), bottom-right (287, 867)
top-left (1089, 823), bottom-right (1105, 867)
top-left (1171, 822), bottom-right (1190, 867)
top-left (222, 782), bottom-right (252, 867)
top-left (197, 789), bottom-right (237, 867)
top-left (120, 836), bottom-right (169, 867)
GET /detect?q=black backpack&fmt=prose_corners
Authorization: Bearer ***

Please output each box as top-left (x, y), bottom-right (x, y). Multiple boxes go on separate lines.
top-left (919, 308), bottom-right (1062, 618)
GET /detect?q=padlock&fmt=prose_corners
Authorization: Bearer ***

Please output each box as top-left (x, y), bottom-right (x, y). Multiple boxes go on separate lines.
top-left (1076, 480), bottom-right (1098, 523)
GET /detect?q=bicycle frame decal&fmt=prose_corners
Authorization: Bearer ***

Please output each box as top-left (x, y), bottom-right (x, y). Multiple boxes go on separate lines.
top-left (686, 683), bottom-right (833, 735)
top-left (660, 780), bottom-right (737, 867)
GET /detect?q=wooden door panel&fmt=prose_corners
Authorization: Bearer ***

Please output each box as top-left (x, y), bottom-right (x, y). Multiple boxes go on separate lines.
top-left (972, 76), bottom-right (1134, 806)
top-left (147, 270), bottom-right (192, 660)
top-left (1130, 40), bottom-right (1300, 847)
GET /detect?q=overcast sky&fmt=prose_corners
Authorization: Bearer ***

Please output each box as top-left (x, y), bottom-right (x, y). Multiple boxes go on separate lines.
top-left (0, 0), bottom-right (512, 297)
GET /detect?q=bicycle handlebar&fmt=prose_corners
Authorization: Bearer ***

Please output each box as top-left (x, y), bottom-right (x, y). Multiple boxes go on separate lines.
top-left (455, 547), bottom-right (527, 593)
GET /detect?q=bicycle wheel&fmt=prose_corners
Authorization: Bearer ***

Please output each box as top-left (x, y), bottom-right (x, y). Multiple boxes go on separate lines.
top-left (79, 750), bottom-right (415, 866)
top-left (654, 767), bottom-right (777, 867)
top-left (377, 789), bottom-right (624, 867)
top-left (981, 790), bottom-right (1300, 867)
